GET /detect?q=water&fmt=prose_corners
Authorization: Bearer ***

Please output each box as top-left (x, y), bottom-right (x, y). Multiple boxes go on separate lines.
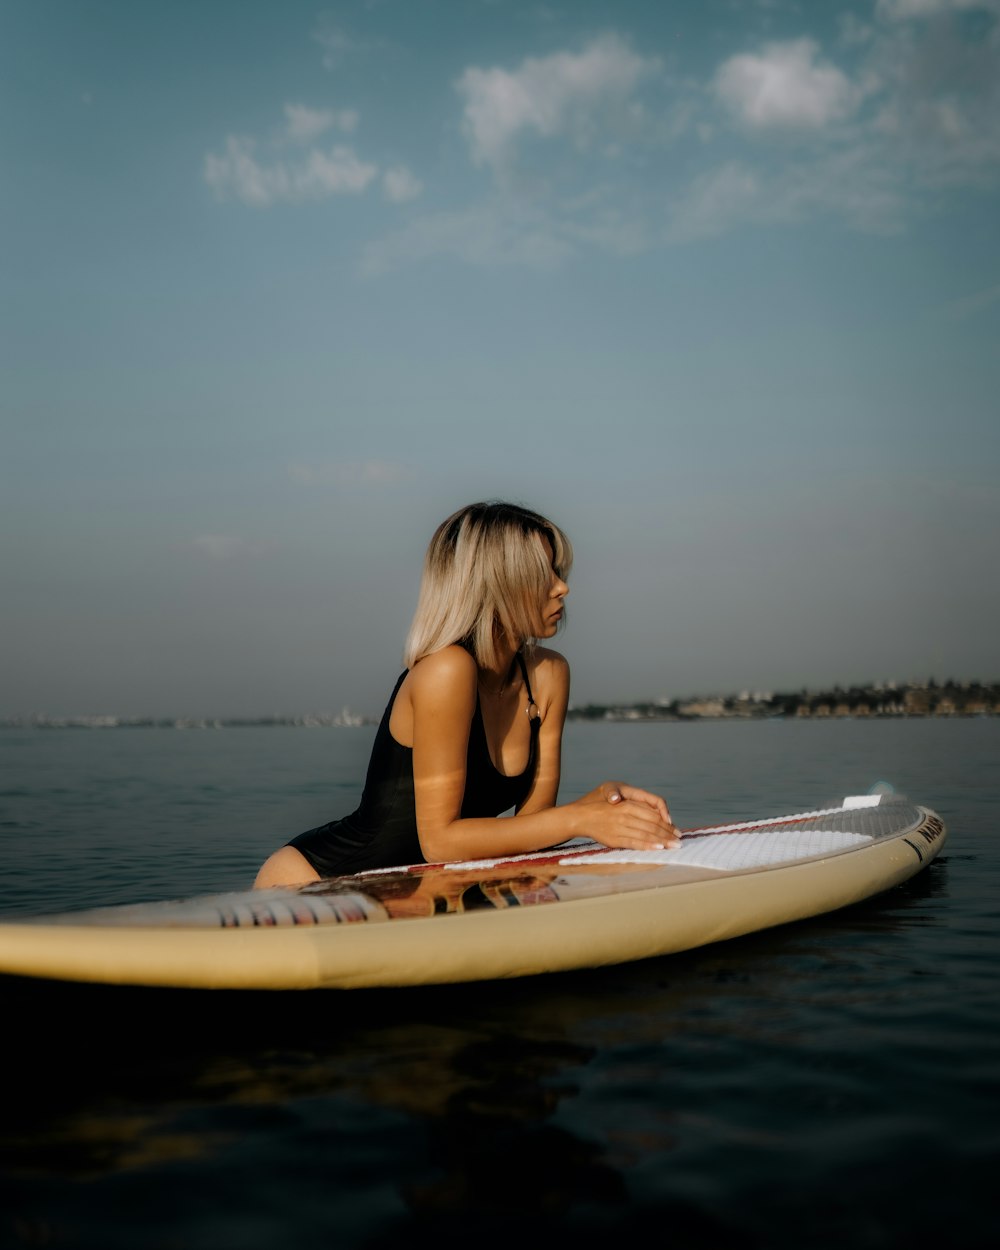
top-left (1, 718), bottom-right (997, 1249)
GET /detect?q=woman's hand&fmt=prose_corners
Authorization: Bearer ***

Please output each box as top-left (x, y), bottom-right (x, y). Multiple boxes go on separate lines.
top-left (569, 781), bottom-right (680, 850)
top-left (603, 780), bottom-right (673, 823)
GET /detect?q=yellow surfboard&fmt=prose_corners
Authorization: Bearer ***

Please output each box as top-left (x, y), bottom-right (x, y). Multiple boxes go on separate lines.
top-left (0, 795), bottom-right (946, 990)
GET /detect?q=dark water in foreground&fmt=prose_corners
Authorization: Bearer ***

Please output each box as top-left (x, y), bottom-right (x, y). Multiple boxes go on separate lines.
top-left (0, 718), bottom-right (997, 1249)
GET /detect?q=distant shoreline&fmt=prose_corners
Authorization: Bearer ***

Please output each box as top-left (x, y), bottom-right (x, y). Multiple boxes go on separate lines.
top-left (568, 678), bottom-right (999, 723)
top-left (4, 679), bottom-right (997, 728)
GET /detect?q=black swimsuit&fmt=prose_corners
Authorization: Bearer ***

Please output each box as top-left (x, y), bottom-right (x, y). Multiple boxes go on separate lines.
top-left (288, 653), bottom-right (541, 876)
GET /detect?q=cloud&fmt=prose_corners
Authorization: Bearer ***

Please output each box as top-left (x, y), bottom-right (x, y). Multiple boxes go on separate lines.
top-left (865, 9), bottom-right (1000, 185)
top-left (312, 19), bottom-right (363, 69)
top-left (666, 146), bottom-right (905, 242)
top-left (363, 181), bottom-right (662, 274)
top-left (288, 461), bottom-right (414, 486)
top-left (296, 145), bottom-right (376, 195)
top-left (204, 135), bottom-right (377, 205)
top-left (353, 13), bottom-right (998, 268)
top-left (839, 14), bottom-right (876, 46)
top-left (206, 101), bottom-right (424, 209)
top-left (361, 204), bottom-right (574, 275)
top-left (667, 162), bottom-right (762, 241)
top-left (456, 34), bottom-right (658, 177)
top-left (283, 102), bottom-right (358, 143)
top-left (382, 165), bottom-right (423, 203)
top-left (690, 13), bottom-right (1000, 239)
top-left (714, 38), bottom-right (858, 129)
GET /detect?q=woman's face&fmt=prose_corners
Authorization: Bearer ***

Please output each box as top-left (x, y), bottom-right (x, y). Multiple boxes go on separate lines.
top-left (537, 535), bottom-right (569, 637)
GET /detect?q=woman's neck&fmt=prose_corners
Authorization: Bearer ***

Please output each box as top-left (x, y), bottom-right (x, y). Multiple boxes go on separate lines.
top-left (478, 638), bottom-right (520, 696)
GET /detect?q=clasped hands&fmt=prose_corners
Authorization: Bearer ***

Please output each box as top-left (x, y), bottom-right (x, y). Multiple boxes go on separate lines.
top-left (573, 780), bottom-right (680, 851)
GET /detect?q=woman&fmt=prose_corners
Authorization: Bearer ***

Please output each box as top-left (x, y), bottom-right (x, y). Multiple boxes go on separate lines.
top-left (254, 501), bottom-right (677, 888)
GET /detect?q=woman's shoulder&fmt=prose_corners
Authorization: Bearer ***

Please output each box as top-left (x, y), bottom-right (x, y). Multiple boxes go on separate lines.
top-left (526, 646), bottom-right (570, 705)
top-left (390, 646), bottom-right (477, 746)
top-left (529, 645), bottom-right (569, 677)
top-left (407, 645), bottom-right (478, 696)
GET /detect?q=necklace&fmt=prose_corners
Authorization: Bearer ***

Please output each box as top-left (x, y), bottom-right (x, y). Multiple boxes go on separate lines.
top-left (479, 657), bottom-right (518, 699)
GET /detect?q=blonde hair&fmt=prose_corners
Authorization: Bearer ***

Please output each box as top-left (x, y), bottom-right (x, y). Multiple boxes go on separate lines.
top-left (403, 501), bottom-right (573, 670)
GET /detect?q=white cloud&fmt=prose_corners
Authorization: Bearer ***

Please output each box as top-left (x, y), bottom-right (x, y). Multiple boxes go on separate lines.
top-left (284, 103), bottom-right (334, 143)
top-left (863, 9), bottom-right (1000, 185)
top-left (312, 20), bottom-right (360, 69)
top-left (362, 204), bottom-right (574, 275)
top-left (456, 34), bottom-right (658, 176)
top-left (667, 162), bottom-right (763, 242)
top-left (667, 147), bottom-right (905, 242)
top-left (204, 138), bottom-right (277, 206)
top-left (561, 200), bottom-right (651, 256)
top-left (283, 103), bottom-right (358, 143)
top-left (204, 135), bottom-right (377, 206)
top-left (353, 12), bottom-right (998, 266)
top-left (382, 165), bottom-right (423, 203)
top-left (839, 14), bottom-right (875, 46)
top-left (299, 146), bottom-right (377, 196)
top-left (714, 38), bottom-right (857, 129)
top-left (666, 6), bottom-right (999, 245)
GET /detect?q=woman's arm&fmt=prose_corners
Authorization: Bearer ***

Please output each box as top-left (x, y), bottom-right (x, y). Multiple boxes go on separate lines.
top-left (408, 646), bottom-right (677, 863)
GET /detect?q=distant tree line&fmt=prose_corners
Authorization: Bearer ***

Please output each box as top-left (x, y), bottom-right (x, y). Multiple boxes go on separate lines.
top-left (567, 679), bottom-right (1000, 721)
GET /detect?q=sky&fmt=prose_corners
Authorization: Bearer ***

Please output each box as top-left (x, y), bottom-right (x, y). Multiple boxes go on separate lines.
top-left (2, 0), bottom-right (998, 719)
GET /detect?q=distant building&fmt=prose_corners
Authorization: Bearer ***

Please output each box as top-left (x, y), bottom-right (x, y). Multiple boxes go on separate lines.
top-left (678, 698), bottom-right (726, 718)
top-left (904, 689), bottom-right (931, 715)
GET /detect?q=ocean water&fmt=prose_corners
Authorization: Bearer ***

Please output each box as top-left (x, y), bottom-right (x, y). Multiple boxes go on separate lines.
top-left (0, 717), bottom-right (997, 1249)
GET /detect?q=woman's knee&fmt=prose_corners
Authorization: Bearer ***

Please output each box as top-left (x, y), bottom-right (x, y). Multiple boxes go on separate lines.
top-left (254, 846), bottom-right (320, 889)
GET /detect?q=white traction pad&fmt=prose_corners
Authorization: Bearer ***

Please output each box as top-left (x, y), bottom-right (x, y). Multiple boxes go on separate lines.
top-left (557, 828), bottom-right (873, 872)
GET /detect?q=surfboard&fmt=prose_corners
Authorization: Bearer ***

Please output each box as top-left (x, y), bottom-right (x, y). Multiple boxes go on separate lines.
top-left (0, 794), bottom-right (946, 990)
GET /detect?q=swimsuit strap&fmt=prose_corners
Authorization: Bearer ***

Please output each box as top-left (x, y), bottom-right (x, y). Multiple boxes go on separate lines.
top-left (515, 652), bottom-right (541, 723)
